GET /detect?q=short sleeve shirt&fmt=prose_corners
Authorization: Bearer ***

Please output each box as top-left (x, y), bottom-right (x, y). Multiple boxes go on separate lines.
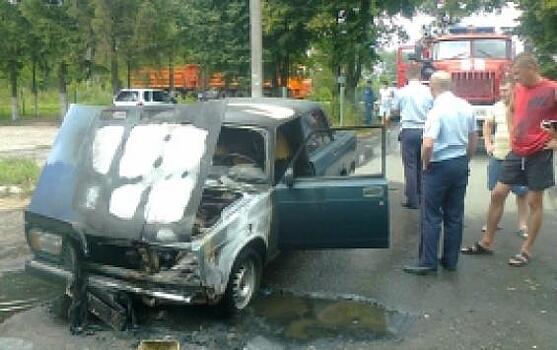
top-left (391, 80), bottom-right (433, 129)
top-left (512, 79), bottom-right (557, 156)
top-left (424, 91), bottom-right (476, 162)
top-left (488, 101), bottom-right (512, 159)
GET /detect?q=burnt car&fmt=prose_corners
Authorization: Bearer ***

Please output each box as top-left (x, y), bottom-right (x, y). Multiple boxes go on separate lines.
top-left (25, 98), bottom-right (389, 314)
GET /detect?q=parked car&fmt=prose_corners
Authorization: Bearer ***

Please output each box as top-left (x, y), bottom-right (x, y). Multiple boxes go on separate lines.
top-left (113, 88), bottom-right (176, 106)
top-left (25, 98), bottom-right (389, 317)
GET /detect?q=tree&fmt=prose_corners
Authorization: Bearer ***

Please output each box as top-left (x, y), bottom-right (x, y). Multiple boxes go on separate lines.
top-left (0, 1), bottom-right (29, 121)
top-left (262, 0), bottom-right (316, 94)
top-left (134, 0), bottom-right (183, 94)
top-left (21, 0), bottom-right (92, 119)
top-left (179, 0), bottom-right (250, 92)
top-left (516, 0), bottom-right (557, 78)
top-left (306, 1), bottom-right (412, 105)
top-left (91, 0), bottom-right (139, 94)
top-left (26, 31), bottom-right (48, 118)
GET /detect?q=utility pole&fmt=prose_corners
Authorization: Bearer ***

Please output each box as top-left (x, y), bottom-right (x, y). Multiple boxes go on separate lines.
top-left (339, 74), bottom-right (345, 126)
top-left (249, 0), bottom-right (263, 98)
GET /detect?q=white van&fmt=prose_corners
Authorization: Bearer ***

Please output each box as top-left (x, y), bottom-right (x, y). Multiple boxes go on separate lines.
top-left (113, 89), bottom-right (176, 106)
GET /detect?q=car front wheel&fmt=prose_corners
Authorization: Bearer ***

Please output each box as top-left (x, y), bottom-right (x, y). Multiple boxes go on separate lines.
top-left (221, 248), bottom-right (262, 314)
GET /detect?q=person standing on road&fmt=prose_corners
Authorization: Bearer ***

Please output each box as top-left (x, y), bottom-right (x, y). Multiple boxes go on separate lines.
top-left (404, 71), bottom-right (477, 275)
top-left (379, 82), bottom-right (393, 125)
top-left (481, 80), bottom-right (529, 237)
top-left (363, 80), bottom-right (375, 125)
top-left (391, 66), bottom-right (433, 209)
top-left (461, 53), bottom-right (557, 266)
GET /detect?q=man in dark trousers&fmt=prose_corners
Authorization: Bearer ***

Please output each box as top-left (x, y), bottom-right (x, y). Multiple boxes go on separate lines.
top-left (404, 71), bottom-right (477, 275)
top-left (391, 66), bottom-right (433, 208)
top-left (461, 52), bottom-right (557, 266)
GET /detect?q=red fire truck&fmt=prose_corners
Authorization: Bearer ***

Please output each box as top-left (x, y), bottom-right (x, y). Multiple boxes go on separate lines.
top-left (397, 26), bottom-right (514, 136)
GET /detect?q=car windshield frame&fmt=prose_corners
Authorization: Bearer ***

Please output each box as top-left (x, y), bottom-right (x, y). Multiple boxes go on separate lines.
top-left (433, 40), bottom-right (470, 60)
top-left (209, 125), bottom-right (269, 185)
top-left (472, 39), bottom-right (509, 59)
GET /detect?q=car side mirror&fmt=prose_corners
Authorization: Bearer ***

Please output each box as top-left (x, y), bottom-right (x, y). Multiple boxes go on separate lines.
top-left (284, 167), bottom-right (295, 188)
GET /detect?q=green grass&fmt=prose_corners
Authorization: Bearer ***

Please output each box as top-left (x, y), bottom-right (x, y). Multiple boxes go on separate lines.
top-left (0, 158), bottom-right (40, 190)
top-left (0, 82), bottom-right (113, 122)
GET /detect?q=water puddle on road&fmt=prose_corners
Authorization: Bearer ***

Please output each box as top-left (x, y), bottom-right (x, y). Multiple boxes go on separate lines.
top-left (248, 291), bottom-right (413, 343)
top-left (0, 271), bottom-right (62, 323)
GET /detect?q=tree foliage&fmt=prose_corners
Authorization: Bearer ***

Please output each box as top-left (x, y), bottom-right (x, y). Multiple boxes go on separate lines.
top-left (3, 0), bottom-right (556, 120)
top-left (515, 0), bottom-right (557, 78)
top-left (0, 0), bottom-right (29, 120)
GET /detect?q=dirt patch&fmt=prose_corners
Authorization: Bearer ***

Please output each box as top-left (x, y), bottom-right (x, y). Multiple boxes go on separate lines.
top-left (0, 126), bottom-right (58, 153)
top-left (0, 197), bottom-right (30, 211)
top-left (0, 126), bottom-right (58, 165)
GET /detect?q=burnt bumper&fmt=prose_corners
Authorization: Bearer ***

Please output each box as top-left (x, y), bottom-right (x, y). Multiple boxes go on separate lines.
top-left (25, 259), bottom-right (209, 304)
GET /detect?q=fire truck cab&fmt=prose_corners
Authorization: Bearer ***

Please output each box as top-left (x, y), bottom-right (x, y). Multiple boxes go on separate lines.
top-left (397, 26), bottom-right (514, 137)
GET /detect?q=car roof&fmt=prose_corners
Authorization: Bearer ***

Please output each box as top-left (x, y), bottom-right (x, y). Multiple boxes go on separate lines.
top-left (224, 97), bottom-right (321, 128)
top-left (117, 88), bottom-right (166, 93)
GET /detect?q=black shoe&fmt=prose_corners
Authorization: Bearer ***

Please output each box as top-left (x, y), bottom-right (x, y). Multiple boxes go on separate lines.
top-left (401, 202), bottom-right (419, 209)
top-left (403, 265), bottom-right (437, 275)
top-left (439, 259), bottom-right (456, 271)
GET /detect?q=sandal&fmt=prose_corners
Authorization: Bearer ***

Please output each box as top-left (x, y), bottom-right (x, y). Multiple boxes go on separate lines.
top-left (461, 241), bottom-right (494, 255)
top-left (515, 228), bottom-right (528, 240)
top-left (481, 225), bottom-right (502, 232)
top-left (508, 251), bottom-right (531, 267)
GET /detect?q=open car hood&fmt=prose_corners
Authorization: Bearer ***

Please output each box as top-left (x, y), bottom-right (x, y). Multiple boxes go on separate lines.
top-left (28, 103), bottom-right (225, 243)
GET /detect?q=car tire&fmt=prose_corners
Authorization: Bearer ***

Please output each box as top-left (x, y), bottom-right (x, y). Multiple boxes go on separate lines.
top-left (220, 247), bottom-right (262, 315)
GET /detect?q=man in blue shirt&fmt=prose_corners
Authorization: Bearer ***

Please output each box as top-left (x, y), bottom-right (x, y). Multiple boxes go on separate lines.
top-left (404, 71), bottom-right (477, 275)
top-left (391, 66), bottom-right (433, 208)
top-left (363, 80), bottom-right (375, 125)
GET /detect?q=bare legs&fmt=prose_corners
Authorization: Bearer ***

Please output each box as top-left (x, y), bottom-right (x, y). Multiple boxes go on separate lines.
top-left (522, 191), bottom-right (544, 255)
top-left (480, 183), bottom-right (544, 256)
top-left (516, 194), bottom-right (529, 231)
top-left (480, 182), bottom-right (511, 248)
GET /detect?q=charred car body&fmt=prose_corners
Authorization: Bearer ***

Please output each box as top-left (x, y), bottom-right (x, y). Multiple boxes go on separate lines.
top-left (25, 98), bottom-right (390, 313)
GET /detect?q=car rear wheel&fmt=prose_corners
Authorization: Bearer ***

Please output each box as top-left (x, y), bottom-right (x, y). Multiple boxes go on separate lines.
top-left (220, 248), bottom-right (262, 314)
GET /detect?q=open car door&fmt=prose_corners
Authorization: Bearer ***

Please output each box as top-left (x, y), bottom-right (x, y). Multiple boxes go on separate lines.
top-left (275, 126), bottom-right (389, 249)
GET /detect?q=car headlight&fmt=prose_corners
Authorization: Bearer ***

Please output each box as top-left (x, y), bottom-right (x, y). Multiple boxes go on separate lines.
top-left (28, 229), bottom-right (63, 256)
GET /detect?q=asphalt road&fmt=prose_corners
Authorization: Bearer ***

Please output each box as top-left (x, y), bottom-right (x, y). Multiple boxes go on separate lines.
top-left (1, 125), bottom-right (557, 349)
top-left (262, 129), bottom-right (557, 349)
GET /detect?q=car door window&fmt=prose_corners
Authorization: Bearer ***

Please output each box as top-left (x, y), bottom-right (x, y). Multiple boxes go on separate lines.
top-left (301, 110), bottom-right (332, 155)
top-left (275, 120), bottom-right (313, 181)
top-left (116, 91), bottom-right (138, 102)
top-left (152, 90), bottom-right (170, 102)
top-left (143, 91), bottom-right (151, 102)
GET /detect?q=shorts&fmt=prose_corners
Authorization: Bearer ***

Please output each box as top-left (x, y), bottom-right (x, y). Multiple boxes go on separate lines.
top-left (499, 150), bottom-right (555, 191)
top-left (487, 157), bottom-right (528, 195)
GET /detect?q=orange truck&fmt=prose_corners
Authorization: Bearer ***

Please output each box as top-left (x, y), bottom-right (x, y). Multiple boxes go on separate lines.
top-left (131, 64), bottom-right (312, 99)
top-left (131, 64), bottom-right (201, 93)
top-left (397, 26), bottom-right (514, 136)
